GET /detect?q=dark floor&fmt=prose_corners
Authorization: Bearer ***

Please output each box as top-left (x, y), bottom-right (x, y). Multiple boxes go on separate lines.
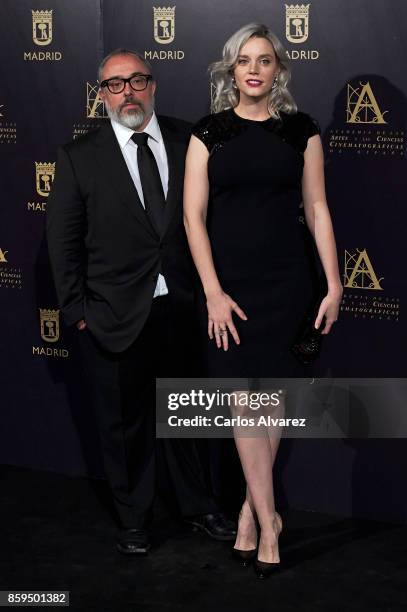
top-left (1, 464), bottom-right (406, 612)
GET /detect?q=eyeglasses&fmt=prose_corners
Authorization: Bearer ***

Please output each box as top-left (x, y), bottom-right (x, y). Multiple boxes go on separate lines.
top-left (100, 73), bottom-right (153, 94)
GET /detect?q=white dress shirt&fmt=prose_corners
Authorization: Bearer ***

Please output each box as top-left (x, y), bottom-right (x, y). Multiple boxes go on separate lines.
top-left (111, 113), bottom-right (169, 297)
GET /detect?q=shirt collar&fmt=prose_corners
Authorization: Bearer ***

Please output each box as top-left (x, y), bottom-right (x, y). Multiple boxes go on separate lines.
top-left (111, 112), bottom-right (162, 149)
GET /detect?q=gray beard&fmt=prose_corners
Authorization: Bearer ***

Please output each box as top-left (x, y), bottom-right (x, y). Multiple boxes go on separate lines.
top-left (105, 98), bottom-right (154, 130)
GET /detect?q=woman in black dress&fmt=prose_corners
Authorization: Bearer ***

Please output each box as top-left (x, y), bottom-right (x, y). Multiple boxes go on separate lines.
top-left (183, 23), bottom-right (342, 577)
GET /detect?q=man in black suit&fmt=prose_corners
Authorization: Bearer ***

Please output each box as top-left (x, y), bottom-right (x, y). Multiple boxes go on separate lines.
top-left (46, 49), bottom-right (235, 554)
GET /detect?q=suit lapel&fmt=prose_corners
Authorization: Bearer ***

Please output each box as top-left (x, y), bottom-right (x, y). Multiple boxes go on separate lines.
top-left (92, 123), bottom-right (158, 239)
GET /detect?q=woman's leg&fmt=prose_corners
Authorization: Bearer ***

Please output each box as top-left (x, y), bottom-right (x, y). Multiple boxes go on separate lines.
top-left (232, 389), bottom-right (284, 563)
top-left (234, 435), bottom-right (282, 562)
top-left (234, 485), bottom-right (257, 551)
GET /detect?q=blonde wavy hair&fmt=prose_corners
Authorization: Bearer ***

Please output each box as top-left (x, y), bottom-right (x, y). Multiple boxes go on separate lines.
top-left (210, 23), bottom-right (297, 118)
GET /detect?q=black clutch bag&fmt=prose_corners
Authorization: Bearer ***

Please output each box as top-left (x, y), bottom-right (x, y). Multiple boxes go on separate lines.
top-left (290, 285), bottom-right (325, 365)
top-left (291, 313), bottom-right (322, 365)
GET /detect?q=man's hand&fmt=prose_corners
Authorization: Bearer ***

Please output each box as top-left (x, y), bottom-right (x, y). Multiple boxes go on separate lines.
top-left (76, 319), bottom-right (87, 331)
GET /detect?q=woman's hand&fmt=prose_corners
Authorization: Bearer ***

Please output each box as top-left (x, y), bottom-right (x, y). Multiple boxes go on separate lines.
top-left (314, 286), bottom-right (343, 335)
top-left (206, 289), bottom-right (248, 350)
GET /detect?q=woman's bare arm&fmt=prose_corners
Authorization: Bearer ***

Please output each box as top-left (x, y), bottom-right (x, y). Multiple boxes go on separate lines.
top-left (302, 134), bottom-right (343, 333)
top-left (183, 135), bottom-right (247, 349)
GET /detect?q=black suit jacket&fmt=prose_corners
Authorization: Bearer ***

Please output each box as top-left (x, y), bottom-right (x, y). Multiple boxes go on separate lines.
top-left (46, 116), bottom-right (195, 352)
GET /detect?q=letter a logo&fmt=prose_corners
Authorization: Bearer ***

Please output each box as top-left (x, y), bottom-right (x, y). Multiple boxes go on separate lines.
top-left (347, 82), bottom-right (388, 124)
top-left (344, 249), bottom-right (384, 290)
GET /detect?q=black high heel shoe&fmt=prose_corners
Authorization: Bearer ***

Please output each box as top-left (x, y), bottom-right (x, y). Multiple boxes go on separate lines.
top-left (231, 547), bottom-right (257, 567)
top-left (254, 512), bottom-right (282, 579)
top-left (253, 558), bottom-right (280, 579)
top-left (232, 501), bottom-right (258, 566)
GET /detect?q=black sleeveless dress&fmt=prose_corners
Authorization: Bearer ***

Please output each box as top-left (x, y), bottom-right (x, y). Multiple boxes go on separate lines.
top-left (191, 108), bottom-right (321, 377)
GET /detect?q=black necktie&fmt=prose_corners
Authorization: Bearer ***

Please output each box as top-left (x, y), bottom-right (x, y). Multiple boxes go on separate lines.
top-left (131, 132), bottom-right (165, 236)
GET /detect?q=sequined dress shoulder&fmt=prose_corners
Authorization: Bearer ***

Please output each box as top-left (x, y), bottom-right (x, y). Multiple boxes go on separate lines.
top-left (191, 108), bottom-right (321, 156)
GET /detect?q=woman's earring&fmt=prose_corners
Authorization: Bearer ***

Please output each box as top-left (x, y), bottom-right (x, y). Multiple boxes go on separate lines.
top-left (272, 75), bottom-right (279, 91)
top-left (232, 76), bottom-right (238, 90)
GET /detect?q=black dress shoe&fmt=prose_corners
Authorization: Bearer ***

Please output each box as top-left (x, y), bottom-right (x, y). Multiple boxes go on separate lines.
top-left (185, 512), bottom-right (237, 541)
top-left (231, 547), bottom-right (257, 566)
top-left (253, 558), bottom-right (281, 579)
top-left (116, 528), bottom-right (151, 555)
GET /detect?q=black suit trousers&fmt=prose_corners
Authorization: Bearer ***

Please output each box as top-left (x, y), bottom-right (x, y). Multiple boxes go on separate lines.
top-left (78, 295), bottom-right (217, 528)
